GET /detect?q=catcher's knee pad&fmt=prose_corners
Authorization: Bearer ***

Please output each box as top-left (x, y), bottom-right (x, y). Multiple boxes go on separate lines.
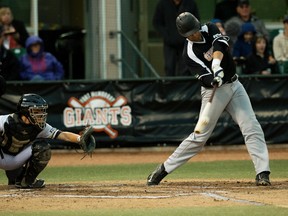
top-left (22, 140), bottom-right (51, 185)
top-left (31, 139), bottom-right (51, 163)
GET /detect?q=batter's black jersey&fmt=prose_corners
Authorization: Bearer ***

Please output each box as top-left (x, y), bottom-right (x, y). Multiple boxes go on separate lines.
top-left (183, 22), bottom-right (236, 88)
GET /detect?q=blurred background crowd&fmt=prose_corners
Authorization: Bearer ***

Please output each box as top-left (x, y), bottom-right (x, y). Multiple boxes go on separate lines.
top-left (0, 0), bottom-right (287, 81)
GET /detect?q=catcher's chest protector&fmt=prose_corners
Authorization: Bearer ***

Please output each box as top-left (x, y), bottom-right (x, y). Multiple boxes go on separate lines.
top-left (0, 113), bottom-right (41, 155)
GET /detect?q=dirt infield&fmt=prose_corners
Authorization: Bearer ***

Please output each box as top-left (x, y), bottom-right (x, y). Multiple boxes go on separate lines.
top-left (48, 145), bottom-right (288, 166)
top-left (0, 145), bottom-right (287, 211)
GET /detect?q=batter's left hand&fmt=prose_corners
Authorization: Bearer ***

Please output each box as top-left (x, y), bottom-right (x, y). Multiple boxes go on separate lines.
top-left (212, 66), bottom-right (224, 87)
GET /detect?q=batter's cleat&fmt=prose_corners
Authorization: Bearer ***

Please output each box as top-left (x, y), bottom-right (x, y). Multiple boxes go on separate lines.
top-left (255, 171), bottom-right (271, 186)
top-left (147, 164), bottom-right (168, 186)
top-left (15, 178), bottom-right (46, 189)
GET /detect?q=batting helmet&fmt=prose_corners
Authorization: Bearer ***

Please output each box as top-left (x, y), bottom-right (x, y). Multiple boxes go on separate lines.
top-left (17, 93), bottom-right (48, 129)
top-left (176, 12), bottom-right (201, 37)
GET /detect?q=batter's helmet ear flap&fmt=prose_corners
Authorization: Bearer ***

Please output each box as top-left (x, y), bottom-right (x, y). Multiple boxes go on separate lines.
top-left (176, 12), bottom-right (201, 37)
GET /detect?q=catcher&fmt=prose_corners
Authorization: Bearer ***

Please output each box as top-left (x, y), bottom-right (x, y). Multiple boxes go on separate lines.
top-left (0, 93), bottom-right (96, 189)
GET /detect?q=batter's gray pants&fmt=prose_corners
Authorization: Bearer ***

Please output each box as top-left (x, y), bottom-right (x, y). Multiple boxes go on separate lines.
top-left (164, 80), bottom-right (270, 175)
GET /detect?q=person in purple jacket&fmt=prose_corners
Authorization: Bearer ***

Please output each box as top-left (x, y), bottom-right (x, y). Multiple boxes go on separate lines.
top-left (232, 22), bottom-right (256, 59)
top-left (19, 35), bottom-right (64, 81)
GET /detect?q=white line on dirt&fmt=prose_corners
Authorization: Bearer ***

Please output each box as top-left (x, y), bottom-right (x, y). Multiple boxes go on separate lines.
top-left (54, 194), bottom-right (173, 199)
top-left (0, 193), bottom-right (192, 199)
top-left (0, 191), bottom-right (265, 205)
top-left (201, 192), bottom-right (265, 206)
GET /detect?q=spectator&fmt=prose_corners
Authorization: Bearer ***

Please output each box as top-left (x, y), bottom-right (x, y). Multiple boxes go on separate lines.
top-left (214, 0), bottom-right (238, 22)
top-left (233, 22), bottom-right (256, 59)
top-left (153, 0), bottom-right (200, 76)
top-left (0, 25), bottom-right (21, 80)
top-left (273, 15), bottom-right (288, 74)
top-left (224, 0), bottom-right (270, 51)
top-left (210, 18), bottom-right (226, 35)
top-left (19, 35), bottom-right (64, 81)
top-left (244, 34), bottom-right (277, 75)
top-left (0, 6), bottom-right (29, 49)
top-left (7, 31), bottom-right (26, 59)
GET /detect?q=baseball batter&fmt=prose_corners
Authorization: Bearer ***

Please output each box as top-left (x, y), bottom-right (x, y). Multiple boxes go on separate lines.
top-left (147, 12), bottom-right (271, 186)
top-left (0, 93), bottom-right (95, 188)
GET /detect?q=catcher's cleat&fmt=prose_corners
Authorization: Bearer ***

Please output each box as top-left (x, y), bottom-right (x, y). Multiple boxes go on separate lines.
top-left (15, 178), bottom-right (46, 189)
top-left (147, 164), bottom-right (168, 186)
top-left (255, 171), bottom-right (271, 186)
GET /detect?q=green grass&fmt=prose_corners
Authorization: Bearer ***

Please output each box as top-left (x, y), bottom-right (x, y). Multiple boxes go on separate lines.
top-left (1, 160), bottom-right (287, 183)
top-left (0, 160), bottom-right (287, 215)
top-left (2, 160), bottom-right (285, 184)
top-left (3, 206), bottom-right (288, 216)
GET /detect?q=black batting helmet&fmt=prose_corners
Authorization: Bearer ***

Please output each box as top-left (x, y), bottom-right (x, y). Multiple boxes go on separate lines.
top-left (176, 12), bottom-right (201, 37)
top-left (17, 93), bottom-right (48, 129)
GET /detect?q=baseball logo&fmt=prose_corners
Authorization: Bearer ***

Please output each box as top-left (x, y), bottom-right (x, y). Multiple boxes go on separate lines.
top-left (64, 91), bottom-right (132, 139)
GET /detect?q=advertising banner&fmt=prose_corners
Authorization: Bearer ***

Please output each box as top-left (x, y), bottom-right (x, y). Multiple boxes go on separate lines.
top-left (1, 76), bottom-right (287, 147)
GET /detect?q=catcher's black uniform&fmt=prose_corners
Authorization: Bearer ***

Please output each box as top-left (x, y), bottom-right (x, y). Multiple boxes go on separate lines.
top-left (0, 93), bottom-right (96, 188)
top-left (0, 113), bottom-right (60, 187)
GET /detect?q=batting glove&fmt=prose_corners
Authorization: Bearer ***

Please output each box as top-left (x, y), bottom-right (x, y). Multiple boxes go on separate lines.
top-left (212, 76), bottom-right (223, 87)
top-left (211, 59), bottom-right (224, 87)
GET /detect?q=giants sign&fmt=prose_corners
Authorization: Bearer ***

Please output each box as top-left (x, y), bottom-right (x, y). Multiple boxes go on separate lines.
top-left (63, 91), bottom-right (132, 138)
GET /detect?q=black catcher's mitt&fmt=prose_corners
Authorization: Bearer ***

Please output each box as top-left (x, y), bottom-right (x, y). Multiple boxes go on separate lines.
top-left (78, 126), bottom-right (96, 158)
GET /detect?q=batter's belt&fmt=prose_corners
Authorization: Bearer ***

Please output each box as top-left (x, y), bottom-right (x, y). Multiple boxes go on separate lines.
top-left (202, 74), bottom-right (238, 88)
top-left (224, 74), bottom-right (238, 84)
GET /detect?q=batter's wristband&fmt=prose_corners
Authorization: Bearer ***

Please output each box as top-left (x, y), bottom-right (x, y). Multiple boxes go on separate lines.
top-left (212, 59), bottom-right (221, 70)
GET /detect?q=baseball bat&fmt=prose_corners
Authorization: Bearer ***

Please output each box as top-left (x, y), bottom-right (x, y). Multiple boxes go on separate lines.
top-left (194, 85), bottom-right (217, 134)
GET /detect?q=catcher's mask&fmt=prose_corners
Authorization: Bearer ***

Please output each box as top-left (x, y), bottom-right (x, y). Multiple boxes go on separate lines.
top-left (17, 93), bottom-right (48, 129)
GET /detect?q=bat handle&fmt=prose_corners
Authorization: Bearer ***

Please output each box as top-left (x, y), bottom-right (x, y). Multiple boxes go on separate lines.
top-left (209, 85), bottom-right (217, 103)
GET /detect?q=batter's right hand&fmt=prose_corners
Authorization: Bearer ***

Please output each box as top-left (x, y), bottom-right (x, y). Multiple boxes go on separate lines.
top-left (212, 76), bottom-right (223, 87)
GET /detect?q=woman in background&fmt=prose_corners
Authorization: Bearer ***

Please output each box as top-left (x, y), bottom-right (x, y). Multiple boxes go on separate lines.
top-left (0, 6), bottom-right (29, 49)
top-left (244, 35), bottom-right (277, 75)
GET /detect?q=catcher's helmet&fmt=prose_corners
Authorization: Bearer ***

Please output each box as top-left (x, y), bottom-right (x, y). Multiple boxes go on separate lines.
top-left (17, 93), bottom-right (48, 129)
top-left (176, 12), bottom-right (201, 37)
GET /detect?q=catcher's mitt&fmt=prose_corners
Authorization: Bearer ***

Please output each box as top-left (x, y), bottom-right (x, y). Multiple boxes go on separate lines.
top-left (78, 126), bottom-right (96, 158)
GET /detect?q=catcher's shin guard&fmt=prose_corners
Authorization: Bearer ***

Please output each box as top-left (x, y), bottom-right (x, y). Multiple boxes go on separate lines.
top-left (17, 140), bottom-right (51, 188)
top-left (147, 164), bottom-right (168, 186)
top-left (5, 166), bottom-right (24, 185)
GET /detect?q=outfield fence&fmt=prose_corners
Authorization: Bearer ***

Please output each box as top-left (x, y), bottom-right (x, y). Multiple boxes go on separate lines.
top-left (2, 75), bottom-right (288, 148)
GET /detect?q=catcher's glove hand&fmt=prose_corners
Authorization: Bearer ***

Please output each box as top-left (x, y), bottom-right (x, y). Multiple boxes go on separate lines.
top-left (78, 126), bottom-right (96, 158)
